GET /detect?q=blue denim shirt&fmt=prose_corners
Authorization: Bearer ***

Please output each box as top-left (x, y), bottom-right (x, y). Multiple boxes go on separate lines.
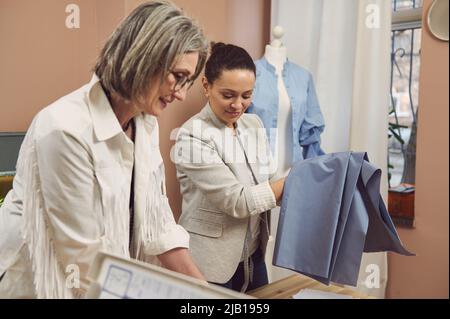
top-left (247, 57), bottom-right (325, 162)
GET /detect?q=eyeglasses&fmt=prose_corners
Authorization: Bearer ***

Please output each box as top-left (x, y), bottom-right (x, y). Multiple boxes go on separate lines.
top-left (170, 71), bottom-right (194, 91)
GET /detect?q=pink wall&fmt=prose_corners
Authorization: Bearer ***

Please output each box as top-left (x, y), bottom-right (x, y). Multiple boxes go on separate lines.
top-left (386, 0), bottom-right (449, 298)
top-left (0, 0), bottom-right (125, 132)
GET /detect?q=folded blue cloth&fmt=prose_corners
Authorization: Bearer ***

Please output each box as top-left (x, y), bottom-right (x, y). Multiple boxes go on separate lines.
top-left (273, 152), bottom-right (414, 286)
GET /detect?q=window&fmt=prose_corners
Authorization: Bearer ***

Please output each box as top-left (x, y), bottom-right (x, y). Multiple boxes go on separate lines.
top-left (387, 0), bottom-right (422, 227)
top-left (0, 132), bottom-right (25, 204)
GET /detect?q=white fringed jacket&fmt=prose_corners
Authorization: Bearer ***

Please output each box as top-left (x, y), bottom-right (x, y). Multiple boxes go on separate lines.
top-left (0, 75), bottom-right (189, 298)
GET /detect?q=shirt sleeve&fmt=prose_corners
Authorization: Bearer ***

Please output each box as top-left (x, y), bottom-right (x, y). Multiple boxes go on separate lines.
top-left (174, 132), bottom-right (276, 219)
top-left (141, 163), bottom-right (190, 256)
top-left (299, 73), bottom-right (326, 159)
top-left (34, 129), bottom-right (104, 295)
top-left (0, 131), bottom-right (29, 274)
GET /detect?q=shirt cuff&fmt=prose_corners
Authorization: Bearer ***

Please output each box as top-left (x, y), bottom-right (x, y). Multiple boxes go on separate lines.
top-left (143, 224), bottom-right (190, 256)
top-left (249, 181), bottom-right (277, 215)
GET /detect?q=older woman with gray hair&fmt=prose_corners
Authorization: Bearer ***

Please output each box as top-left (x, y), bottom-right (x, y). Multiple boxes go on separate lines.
top-left (0, 1), bottom-right (208, 298)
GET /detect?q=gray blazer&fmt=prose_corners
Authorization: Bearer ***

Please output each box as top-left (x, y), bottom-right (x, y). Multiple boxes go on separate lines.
top-left (174, 103), bottom-right (277, 283)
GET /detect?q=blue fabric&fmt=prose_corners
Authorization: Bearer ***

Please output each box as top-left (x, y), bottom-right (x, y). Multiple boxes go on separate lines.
top-left (273, 152), bottom-right (414, 286)
top-left (247, 57), bottom-right (325, 162)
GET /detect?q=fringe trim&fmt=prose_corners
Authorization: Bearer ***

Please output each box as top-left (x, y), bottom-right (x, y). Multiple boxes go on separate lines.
top-left (102, 182), bottom-right (130, 258)
top-left (20, 124), bottom-right (132, 298)
top-left (22, 143), bottom-right (130, 298)
top-left (22, 142), bottom-right (74, 299)
top-left (134, 164), bottom-right (168, 265)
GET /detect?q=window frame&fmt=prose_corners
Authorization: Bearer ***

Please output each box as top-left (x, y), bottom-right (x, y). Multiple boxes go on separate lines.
top-left (387, 3), bottom-right (423, 228)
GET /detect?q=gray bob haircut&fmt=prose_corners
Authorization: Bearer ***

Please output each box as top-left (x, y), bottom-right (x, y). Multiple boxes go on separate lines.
top-left (94, 1), bottom-right (208, 102)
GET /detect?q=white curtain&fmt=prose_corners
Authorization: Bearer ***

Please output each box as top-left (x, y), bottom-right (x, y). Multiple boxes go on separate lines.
top-left (271, 0), bottom-right (391, 298)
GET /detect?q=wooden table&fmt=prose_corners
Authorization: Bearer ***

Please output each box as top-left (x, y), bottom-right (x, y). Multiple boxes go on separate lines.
top-left (248, 274), bottom-right (374, 299)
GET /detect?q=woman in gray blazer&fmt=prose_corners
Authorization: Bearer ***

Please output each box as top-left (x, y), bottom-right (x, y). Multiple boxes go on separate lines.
top-left (174, 43), bottom-right (285, 292)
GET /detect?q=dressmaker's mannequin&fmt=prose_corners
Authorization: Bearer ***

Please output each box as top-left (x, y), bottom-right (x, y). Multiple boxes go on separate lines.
top-left (263, 26), bottom-right (296, 283)
top-left (264, 27), bottom-right (293, 182)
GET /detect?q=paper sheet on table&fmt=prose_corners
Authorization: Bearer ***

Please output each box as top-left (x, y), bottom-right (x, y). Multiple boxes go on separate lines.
top-left (293, 289), bottom-right (353, 299)
top-left (86, 251), bottom-right (251, 299)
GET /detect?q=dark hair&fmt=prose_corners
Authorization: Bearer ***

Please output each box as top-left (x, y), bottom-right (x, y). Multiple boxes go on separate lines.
top-left (204, 42), bottom-right (256, 84)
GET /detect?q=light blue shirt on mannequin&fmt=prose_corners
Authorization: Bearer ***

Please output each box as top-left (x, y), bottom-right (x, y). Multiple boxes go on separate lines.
top-left (247, 57), bottom-right (325, 162)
